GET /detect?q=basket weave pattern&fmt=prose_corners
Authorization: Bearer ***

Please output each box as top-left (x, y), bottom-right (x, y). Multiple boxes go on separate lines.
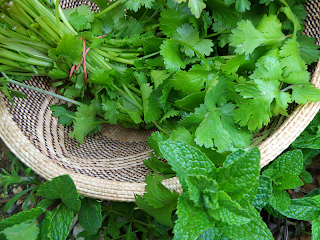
top-left (0, 0), bottom-right (320, 201)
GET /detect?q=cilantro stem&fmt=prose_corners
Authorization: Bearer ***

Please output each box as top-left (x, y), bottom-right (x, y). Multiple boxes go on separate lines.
top-left (51, 0), bottom-right (77, 35)
top-left (55, 0), bottom-right (62, 37)
top-left (126, 84), bottom-right (142, 95)
top-left (95, 0), bottom-right (122, 18)
top-left (121, 83), bottom-right (143, 109)
top-left (205, 31), bottom-right (231, 39)
top-left (152, 120), bottom-right (170, 135)
top-left (140, 51), bottom-right (161, 59)
top-left (94, 48), bottom-right (135, 65)
top-left (1, 72), bottom-right (81, 106)
top-left (281, 85), bottom-right (293, 92)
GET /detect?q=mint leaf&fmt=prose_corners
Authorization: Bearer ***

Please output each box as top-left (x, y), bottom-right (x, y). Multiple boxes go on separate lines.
top-left (273, 173), bottom-right (304, 190)
top-left (0, 208), bottom-right (44, 231)
top-left (252, 175), bottom-right (273, 210)
top-left (78, 198), bottom-right (102, 236)
top-left (198, 228), bottom-right (223, 240)
top-left (312, 218), bottom-right (320, 240)
top-left (158, 140), bottom-right (215, 189)
top-left (268, 189), bottom-right (290, 212)
top-left (280, 195), bottom-right (320, 220)
top-left (1, 220), bottom-right (39, 240)
top-left (173, 193), bottom-right (214, 240)
top-left (208, 191), bottom-right (251, 225)
top-left (51, 203), bottom-right (74, 240)
top-left (70, 105), bottom-right (104, 144)
top-left (215, 147), bottom-right (261, 200)
top-left (37, 211), bottom-right (52, 240)
top-left (37, 175), bottom-right (80, 211)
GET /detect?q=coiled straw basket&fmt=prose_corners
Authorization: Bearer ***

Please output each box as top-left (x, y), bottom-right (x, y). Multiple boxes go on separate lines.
top-left (1, 0), bottom-right (320, 202)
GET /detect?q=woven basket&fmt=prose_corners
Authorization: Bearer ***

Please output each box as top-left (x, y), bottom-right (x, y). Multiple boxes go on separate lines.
top-left (1, 0), bottom-right (320, 202)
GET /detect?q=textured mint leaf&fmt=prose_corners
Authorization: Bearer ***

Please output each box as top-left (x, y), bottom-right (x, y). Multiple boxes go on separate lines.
top-left (0, 208), bottom-right (44, 231)
top-left (174, 193), bottom-right (214, 240)
top-left (185, 175), bottom-right (219, 208)
top-left (37, 211), bottom-right (52, 240)
top-left (273, 173), bottom-right (304, 190)
top-left (280, 195), bottom-right (320, 220)
top-left (158, 140), bottom-right (215, 189)
top-left (216, 199), bottom-right (273, 240)
top-left (252, 175), bottom-right (273, 210)
top-left (268, 189), bottom-right (290, 212)
top-left (300, 169), bottom-right (313, 184)
top-left (37, 175), bottom-right (80, 211)
top-left (48, 34), bottom-right (83, 65)
top-left (312, 218), bottom-right (320, 240)
top-left (215, 147), bottom-right (261, 200)
top-left (78, 198), bottom-right (102, 236)
top-left (198, 228), bottom-right (223, 240)
top-left (208, 191), bottom-right (251, 225)
top-left (291, 134), bottom-right (320, 149)
top-left (267, 150), bottom-right (304, 176)
top-left (160, 40), bottom-right (187, 73)
top-left (1, 220), bottom-right (39, 240)
top-left (147, 131), bottom-right (169, 158)
top-left (51, 203), bottom-right (74, 240)
top-left (291, 83), bottom-right (320, 104)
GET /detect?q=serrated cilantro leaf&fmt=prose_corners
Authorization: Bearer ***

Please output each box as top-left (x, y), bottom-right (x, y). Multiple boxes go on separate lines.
top-left (234, 78), bottom-right (281, 130)
top-left (282, 71), bottom-right (310, 84)
top-left (159, 7), bottom-right (190, 37)
top-left (160, 40), bottom-right (187, 73)
top-left (125, 0), bottom-right (156, 11)
top-left (229, 15), bottom-right (285, 55)
top-left (69, 105), bottom-right (104, 144)
top-left (291, 83), bottom-right (320, 104)
top-left (48, 34), bottom-right (83, 65)
top-left (141, 83), bottom-right (162, 123)
top-left (158, 140), bottom-right (215, 189)
top-left (279, 37), bottom-right (306, 76)
top-left (177, 0), bottom-right (206, 18)
top-left (235, 0), bottom-right (251, 12)
top-left (135, 173), bottom-right (178, 227)
top-left (50, 104), bottom-right (75, 126)
top-left (215, 147), bottom-right (261, 200)
top-left (68, 5), bottom-right (94, 32)
top-left (150, 70), bottom-right (170, 89)
top-left (143, 173), bottom-right (179, 209)
top-left (88, 69), bottom-right (114, 86)
top-left (171, 64), bottom-right (207, 93)
top-left (173, 193), bottom-right (214, 240)
top-left (297, 35), bottom-right (320, 64)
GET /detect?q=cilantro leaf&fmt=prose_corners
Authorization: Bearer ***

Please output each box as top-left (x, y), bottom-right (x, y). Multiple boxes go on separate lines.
top-left (141, 83), bottom-right (162, 123)
top-left (69, 105), bottom-right (104, 144)
top-left (135, 173), bottom-right (178, 227)
top-left (235, 0), bottom-right (251, 12)
top-left (160, 40), bottom-right (187, 73)
top-left (229, 15), bottom-right (285, 55)
top-left (125, 0), bottom-right (156, 12)
top-left (68, 5), bottom-right (95, 32)
top-left (48, 34), bottom-right (83, 65)
top-left (291, 83), bottom-right (320, 104)
top-left (150, 70), bottom-right (170, 89)
top-left (159, 7), bottom-right (190, 37)
top-left (279, 37), bottom-right (306, 76)
top-left (50, 104), bottom-right (75, 126)
top-left (297, 35), bottom-right (320, 65)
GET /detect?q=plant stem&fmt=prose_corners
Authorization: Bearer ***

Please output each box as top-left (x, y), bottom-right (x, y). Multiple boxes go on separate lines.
top-left (95, 0), bottom-right (122, 18)
top-left (1, 72), bottom-right (81, 106)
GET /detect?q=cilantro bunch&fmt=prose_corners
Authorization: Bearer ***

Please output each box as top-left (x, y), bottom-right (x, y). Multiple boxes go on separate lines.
top-left (0, 0), bottom-right (320, 153)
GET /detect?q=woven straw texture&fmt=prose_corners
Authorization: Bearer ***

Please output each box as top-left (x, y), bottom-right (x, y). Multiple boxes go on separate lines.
top-left (0, 0), bottom-right (320, 202)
